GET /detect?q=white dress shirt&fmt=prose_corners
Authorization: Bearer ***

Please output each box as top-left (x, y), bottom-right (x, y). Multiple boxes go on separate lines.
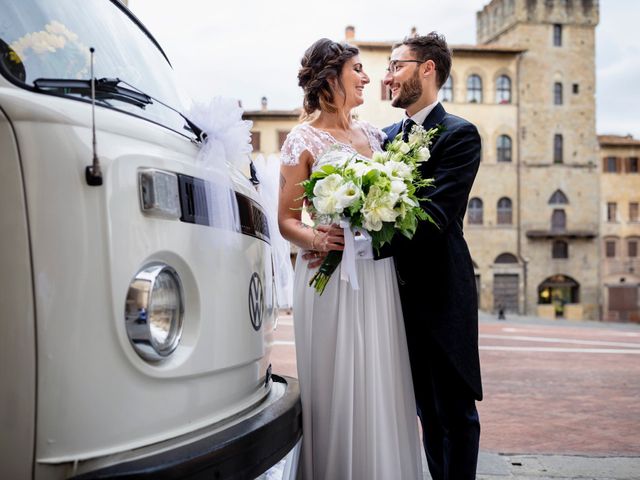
top-left (404, 100), bottom-right (440, 128)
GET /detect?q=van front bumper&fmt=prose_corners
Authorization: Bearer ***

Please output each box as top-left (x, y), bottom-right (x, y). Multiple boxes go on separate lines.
top-left (70, 375), bottom-right (301, 480)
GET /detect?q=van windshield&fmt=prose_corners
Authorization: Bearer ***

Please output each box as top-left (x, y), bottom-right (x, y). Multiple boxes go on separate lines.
top-left (0, 0), bottom-right (192, 138)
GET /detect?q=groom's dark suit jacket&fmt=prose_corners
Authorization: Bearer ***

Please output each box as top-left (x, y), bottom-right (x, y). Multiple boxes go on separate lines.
top-left (381, 102), bottom-right (483, 400)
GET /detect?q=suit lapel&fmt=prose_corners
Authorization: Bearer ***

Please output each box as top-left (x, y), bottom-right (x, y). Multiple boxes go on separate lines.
top-left (422, 102), bottom-right (446, 132)
top-left (419, 103), bottom-right (447, 176)
top-left (385, 121), bottom-right (403, 144)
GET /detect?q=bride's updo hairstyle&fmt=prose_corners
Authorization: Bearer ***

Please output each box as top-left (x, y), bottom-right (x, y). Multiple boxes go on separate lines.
top-left (298, 38), bottom-right (359, 116)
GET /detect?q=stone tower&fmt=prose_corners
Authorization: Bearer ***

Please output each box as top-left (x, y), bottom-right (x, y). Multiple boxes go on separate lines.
top-left (477, 0), bottom-right (601, 318)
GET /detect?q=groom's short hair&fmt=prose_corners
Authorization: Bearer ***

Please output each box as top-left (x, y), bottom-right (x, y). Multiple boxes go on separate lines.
top-left (394, 32), bottom-right (452, 89)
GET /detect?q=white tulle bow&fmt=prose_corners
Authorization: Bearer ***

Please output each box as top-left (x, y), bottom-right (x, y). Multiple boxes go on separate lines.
top-left (189, 97), bottom-right (252, 170)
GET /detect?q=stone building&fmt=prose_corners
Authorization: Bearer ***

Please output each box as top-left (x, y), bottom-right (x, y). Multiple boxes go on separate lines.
top-left (245, 97), bottom-right (300, 156)
top-left (244, 0), bottom-right (639, 321)
top-left (598, 134), bottom-right (640, 321)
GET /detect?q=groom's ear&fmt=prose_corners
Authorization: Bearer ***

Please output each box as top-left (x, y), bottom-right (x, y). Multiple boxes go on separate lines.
top-left (422, 60), bottom-right (436, 80)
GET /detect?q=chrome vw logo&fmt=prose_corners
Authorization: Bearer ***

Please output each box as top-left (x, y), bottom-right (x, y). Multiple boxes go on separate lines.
top-left (248, 272), bottom-right (264, 331)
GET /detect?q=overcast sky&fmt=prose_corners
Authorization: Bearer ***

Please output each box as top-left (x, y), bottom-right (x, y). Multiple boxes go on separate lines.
top-left (128, 0), bottom-right (640, 138)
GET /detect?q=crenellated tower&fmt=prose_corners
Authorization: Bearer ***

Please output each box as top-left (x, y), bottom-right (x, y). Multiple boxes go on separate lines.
top-left (477, 0), bottom-right (598, 45)
top-left (477, 0), bottom-right (601, 318)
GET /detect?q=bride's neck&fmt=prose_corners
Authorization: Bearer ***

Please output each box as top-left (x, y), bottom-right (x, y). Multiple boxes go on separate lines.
top-left (314, 109), bottom-right (353, 131)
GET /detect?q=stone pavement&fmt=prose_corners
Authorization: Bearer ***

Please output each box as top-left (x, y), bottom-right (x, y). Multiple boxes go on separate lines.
top-left (273, 310), bottom-right (640, 479)
top-left (421, 451), bottom-right (640, 479)
top-left (435, 313), bottom-right (640, 479)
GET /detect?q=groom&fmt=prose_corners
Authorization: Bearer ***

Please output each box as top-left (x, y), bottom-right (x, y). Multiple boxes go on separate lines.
top-left (380, 33), bottom-right (482, 479)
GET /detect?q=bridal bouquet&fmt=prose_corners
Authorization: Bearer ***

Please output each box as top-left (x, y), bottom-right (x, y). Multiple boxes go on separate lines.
top-left (302, 124), bottom-right (441, 294)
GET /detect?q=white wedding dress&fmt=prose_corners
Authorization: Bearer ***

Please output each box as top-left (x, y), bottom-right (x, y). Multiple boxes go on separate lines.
top-left (281, 121), bottom-right (423, 480)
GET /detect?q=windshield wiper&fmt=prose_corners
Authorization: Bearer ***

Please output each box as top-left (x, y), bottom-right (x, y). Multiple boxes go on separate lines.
top-left (33, 77), bottom-right (152, 109)
top-left (33, 77), bottom-right (204, 142)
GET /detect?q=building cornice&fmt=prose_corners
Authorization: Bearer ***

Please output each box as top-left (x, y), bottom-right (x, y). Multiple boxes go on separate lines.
top-left (243, 109), bottom-right (301, 120)
top-left (598, 135), bottom-right (640, 147)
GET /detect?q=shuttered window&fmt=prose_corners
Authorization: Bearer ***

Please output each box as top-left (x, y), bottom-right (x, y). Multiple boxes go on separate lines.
top-left (251, 131), bottom-right (261, 152)
top-left (278, 130), bottom-right (289, 150)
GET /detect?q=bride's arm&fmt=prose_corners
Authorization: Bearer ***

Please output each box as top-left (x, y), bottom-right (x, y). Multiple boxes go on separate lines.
top-left (278, 150), bottom-right (343, 253)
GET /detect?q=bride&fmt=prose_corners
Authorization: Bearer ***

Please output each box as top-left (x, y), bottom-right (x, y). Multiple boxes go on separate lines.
top-left (278, 38), bottom-right (423, 479)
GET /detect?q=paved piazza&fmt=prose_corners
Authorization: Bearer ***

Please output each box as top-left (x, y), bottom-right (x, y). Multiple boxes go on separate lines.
top-left (270, 311), bottom-right (640, 456)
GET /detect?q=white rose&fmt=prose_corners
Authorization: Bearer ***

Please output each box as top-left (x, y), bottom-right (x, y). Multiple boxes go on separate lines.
top-left (313, 173), bottom-right (343, 197)
top-left (399, 142), bottom-right (411, 154)
top-left (390, 179), bottom-right (407, 196)
top-left (385, 160), bottom-right (412, 179)
top-left (313, 195), bottom-right (339, 215)
top-left (417, 147), bottom-right (431, 162)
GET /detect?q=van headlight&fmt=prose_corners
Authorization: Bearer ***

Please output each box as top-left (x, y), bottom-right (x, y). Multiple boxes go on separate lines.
top-left (125, 264), bottom-right (184, 362)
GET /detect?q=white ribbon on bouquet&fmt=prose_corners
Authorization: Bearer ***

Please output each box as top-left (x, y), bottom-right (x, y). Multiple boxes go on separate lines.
top-left (339, 218), bottom-right (373, 290)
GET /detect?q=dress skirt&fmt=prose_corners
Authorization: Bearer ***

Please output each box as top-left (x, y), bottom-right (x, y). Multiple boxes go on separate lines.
top-left (293, 253), bottom-right (423, 480)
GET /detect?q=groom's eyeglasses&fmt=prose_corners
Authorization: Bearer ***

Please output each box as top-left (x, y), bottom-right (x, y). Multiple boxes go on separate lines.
top-left (386, 60), bottom-right (424, 74)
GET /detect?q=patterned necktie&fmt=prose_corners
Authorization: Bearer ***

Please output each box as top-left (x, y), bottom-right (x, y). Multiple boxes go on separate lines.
top-left (402, 119), bottom-right (416, 142)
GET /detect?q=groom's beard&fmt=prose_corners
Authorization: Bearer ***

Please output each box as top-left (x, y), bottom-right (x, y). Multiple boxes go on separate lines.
top-left (391, 69), bottom-right (423, 109)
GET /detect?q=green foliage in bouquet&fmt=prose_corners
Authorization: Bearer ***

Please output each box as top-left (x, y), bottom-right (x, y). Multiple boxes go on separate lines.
top-left (302, 124), bottom-right (442, 294)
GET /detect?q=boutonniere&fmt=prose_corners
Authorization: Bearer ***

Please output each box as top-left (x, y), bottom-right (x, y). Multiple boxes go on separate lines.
top-left (390, 123), bottom-right (443, 164)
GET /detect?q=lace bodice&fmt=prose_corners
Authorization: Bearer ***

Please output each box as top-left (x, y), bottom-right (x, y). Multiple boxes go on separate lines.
top-left (280, 120), bottom-right (386, 168)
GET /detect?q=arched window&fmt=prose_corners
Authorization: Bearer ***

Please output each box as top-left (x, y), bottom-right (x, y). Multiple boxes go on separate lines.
top-left (549, 189), bottom-right (569, 205)
top-left (497, 197), bottom-right (513, 224)
top-left (554, 134), bottom-right (563, 163)
top-left (554, 82), bottom-right (563, 105)
top-left (496, 75), bottom-right (511, 104)
top-left (552, 240), bottom-right (569, 259)
top-left (441, 76), bottom-right (453, 102)
top-left (553, 24), bottom-right (563, 47)
top-left (497, 135), bottom-right (512, 162)
top-left (468, 198), bottom-right (483, 224)
top-left (467, 75), bottom-right (482, 103)
top-left (538, 275), bottom-right (580, 317)
top-left (494, 253), bottom-right (518, 264)
top-left (551, 209), bottom-right (566, 231)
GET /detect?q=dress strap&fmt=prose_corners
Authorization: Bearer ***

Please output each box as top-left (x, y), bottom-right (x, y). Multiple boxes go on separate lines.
top-left (281, 124), bottom-right (336, 166)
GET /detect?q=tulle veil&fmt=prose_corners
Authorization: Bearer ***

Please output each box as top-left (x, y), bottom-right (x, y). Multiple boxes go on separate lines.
top-left (189, 97), bottom-right (293, 308)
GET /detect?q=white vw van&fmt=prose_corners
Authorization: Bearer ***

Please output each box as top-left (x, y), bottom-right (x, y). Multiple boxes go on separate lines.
top-left (0, 0), bottom-right (301, 478)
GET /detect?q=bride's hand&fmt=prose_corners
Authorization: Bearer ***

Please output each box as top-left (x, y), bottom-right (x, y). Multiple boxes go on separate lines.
top-left (305, 224), bottom-right (343, 268)
top-left (312, 224), bottom-right (344, 253)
